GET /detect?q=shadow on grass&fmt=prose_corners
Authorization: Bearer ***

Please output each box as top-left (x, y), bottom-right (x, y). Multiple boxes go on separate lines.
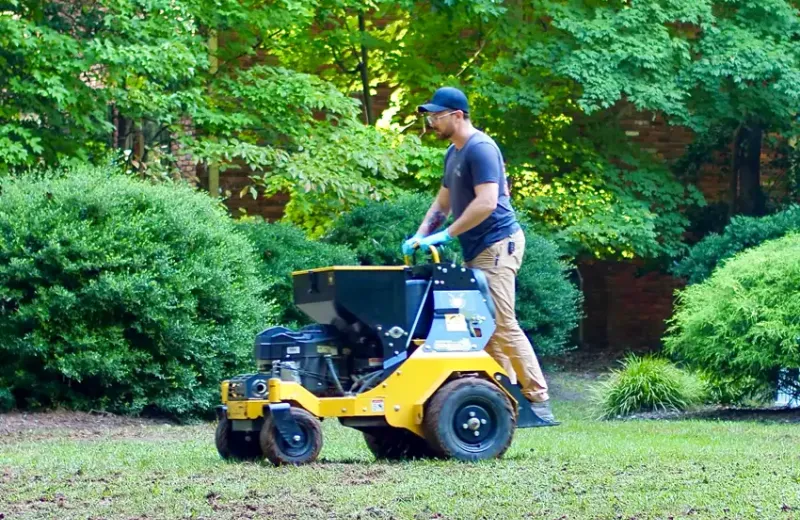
top-left (623, 406), bottom-right (800, 424)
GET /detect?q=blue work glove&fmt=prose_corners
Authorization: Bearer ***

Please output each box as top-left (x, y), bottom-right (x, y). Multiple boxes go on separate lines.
top-left (416, 229), bottom-right (453, 249)
top-left (402, 233), bottom-right (423, 256)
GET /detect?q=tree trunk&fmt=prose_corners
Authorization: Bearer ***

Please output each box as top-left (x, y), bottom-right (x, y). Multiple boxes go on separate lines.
top-left (732, 123), bottom-right (765, 216)
top-left (358, 11), bottom-right (373, 125)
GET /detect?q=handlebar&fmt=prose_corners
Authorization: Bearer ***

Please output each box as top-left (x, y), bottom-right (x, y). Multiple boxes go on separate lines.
top-left (404, 244), bottom-right (441, 266)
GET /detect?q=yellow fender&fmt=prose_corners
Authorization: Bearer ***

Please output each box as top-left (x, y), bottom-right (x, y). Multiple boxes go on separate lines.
top-left (224, 346), bottom-right (515, 438)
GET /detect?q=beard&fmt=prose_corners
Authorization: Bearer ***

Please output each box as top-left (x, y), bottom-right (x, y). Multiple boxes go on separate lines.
top-left (435, 126), bottom-right (454, 140)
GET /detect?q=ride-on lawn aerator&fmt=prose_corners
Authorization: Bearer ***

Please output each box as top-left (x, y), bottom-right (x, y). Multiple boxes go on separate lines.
top-left (214, 245), bottom-right (553, 466)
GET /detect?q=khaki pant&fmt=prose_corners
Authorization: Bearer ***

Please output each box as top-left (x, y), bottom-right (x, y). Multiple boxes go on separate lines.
top-left (465, 229), bottom-right (549, 402)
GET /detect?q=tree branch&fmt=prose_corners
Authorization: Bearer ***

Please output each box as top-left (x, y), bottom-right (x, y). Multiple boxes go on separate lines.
top-left (456, 35), bottom-right (491, 78)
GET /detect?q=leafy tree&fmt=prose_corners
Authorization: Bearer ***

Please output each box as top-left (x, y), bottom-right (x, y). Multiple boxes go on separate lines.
top-left (0, 0), bottom-right (204, 173)
top-left (546, 0), bottom-right (800, 218)
top-left (295, 0), bottom-right (800, 260)
top-left (0, 0), bottom-right (441, 236)
top-left (288, 0), bottom-right (705, 261)
top-left (6, 0), bottom-right (800, 260)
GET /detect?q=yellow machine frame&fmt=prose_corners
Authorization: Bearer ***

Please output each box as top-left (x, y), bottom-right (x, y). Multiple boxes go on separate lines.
top-left (222, 346), bottom-right (515, 437)
top-left (214, 243), bottom-right (554, 467)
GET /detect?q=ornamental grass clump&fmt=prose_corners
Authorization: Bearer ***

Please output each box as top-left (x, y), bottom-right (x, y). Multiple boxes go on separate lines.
top-left (594, 354), bottom-right (707, 419)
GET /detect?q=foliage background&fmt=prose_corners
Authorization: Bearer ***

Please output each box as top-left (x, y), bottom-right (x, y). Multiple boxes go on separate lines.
top-left (672, 204), bottom-right (800, 284)
top-left (3, 0), bottom-right (800, 415)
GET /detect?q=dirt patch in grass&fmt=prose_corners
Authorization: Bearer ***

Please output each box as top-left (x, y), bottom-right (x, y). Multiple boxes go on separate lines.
top-left (0, 410), bottom-right (186, 444)
top-left (338, 466), bottom-right (389, 486)
top-left (203, 488), bottom-right (337, 520)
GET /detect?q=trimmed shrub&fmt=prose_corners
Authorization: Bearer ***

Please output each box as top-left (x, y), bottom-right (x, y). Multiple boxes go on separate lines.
top-left (672, 204), bottom-right (800, 284)
top-left (325, 192), bottom-right (583, 355)
top-left (664, 233), bottom-right (800, 404)
top-left (236, 219), bottom-right (358, 328)
top-left (0, 166), bottom-right (272, 418)
top-left (324, 191), bottom-right (436, 266)
top-left (593, 354), bottom-right (707, 419)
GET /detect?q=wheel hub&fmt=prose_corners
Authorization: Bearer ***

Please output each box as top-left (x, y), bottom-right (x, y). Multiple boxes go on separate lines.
top-left (277, 427), bottom-right (309, 455)
top-left (454, 404), bottom-right (494, 445)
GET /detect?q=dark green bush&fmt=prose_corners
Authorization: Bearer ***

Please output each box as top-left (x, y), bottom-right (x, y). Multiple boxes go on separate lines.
top-left (0, 166), bottom-right (272, 419)
top-left (325, 192), bottom-right (583, 355)
top-left (324, 191), bottom-right (436, 266)
top-left (593, 354), bottom-right (707, 419)
top-left (664, 233), bottom-right (800, 404)
top-left (0, 388), bottom-right (14, 412)
top-left (236, 219), bottom-right (358, 328)
top-left (672, 204), bottom-right (800, 284)
top-left (514, 215), bottom-right (583, 355)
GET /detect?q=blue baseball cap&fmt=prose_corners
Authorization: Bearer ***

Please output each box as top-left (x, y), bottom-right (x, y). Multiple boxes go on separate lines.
top-left (417, 87), bottom-right (469, 114)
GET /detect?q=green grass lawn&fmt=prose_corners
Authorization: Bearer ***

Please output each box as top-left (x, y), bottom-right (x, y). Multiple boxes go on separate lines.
top-left (1, 373), bottom-right (798, 520)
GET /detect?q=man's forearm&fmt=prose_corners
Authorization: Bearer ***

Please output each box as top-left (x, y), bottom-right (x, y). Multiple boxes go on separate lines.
top-left (417, 204), bottom-right (448, 236)
top-left (446, 198), bottom-right (494, 238)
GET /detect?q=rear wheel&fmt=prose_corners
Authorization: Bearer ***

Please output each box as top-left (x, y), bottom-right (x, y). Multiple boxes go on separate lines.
top-left (260, 407), bottom-right (323, 466)
top-left (423, 377), bottom-right (516, 461)
top-left (215, 417), bottom-right (263, 461)
top-left (363, 427), bottom-right (438, 460)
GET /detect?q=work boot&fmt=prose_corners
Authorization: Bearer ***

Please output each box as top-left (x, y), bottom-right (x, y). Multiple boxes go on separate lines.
top-left (529, 399), bottom-right (559, 426)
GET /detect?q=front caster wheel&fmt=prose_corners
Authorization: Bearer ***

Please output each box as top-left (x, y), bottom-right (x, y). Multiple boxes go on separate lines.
top-left (423, 377), bottom-right (516, 461)
top-left (259, 407), bottom-right (323, 466)
top-left (215, 417), bottom-right (263, 461)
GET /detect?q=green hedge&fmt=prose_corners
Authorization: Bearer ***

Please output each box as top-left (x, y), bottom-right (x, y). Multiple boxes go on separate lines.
top-left (672, 204), bottom-right (800, 284)
top-left (324, 193), bottom-right (583, 355)
top-left (664, 233), bottom-right (800, 403)
top-left (236, 219), bottom-right (358, 328)
top-left (0, 167), bottom-right (272, 418)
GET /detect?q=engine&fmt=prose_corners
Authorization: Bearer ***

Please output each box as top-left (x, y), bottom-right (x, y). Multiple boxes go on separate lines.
top-left (252, 323), bottom-right (384, 397)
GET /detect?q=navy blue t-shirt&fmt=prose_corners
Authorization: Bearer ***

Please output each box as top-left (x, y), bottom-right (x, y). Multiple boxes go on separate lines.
top-left (442, 131), bottom-right (520, 262)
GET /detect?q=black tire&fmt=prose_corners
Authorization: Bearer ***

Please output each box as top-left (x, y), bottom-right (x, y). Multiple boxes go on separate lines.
top-left (215, 417), bottom-right (263, 461)
top-left (260, 407), bottom-right (323, 466)
top-left (363, 427), bottom-right (439, 460)
top-left (423, 377), bottom-right (516, 461)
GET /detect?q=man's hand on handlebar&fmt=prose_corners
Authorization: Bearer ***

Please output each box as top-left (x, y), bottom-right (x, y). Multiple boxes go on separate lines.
top-left (401, 228), bottom-right (453, 256)
top-left (402, 233), bottom-right (424, 256)
top-left (416, 229), bottom-right (452, 249)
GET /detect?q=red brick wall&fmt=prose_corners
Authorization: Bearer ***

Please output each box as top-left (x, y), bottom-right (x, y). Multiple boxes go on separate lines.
top-left (196, 165), bottom-right (290, 221)
top-left (577, 259), bottom-right (687, 351)
top-left (577, 110), bottom-right (710, 351)
top-left (171, 117), bottom-right (198, 181)
top-left (576, 110), bottom-right (789, 351)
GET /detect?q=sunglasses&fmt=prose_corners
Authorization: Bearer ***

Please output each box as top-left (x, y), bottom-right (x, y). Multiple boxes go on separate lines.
top-left (425, 110), bottom-right (460, 126)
